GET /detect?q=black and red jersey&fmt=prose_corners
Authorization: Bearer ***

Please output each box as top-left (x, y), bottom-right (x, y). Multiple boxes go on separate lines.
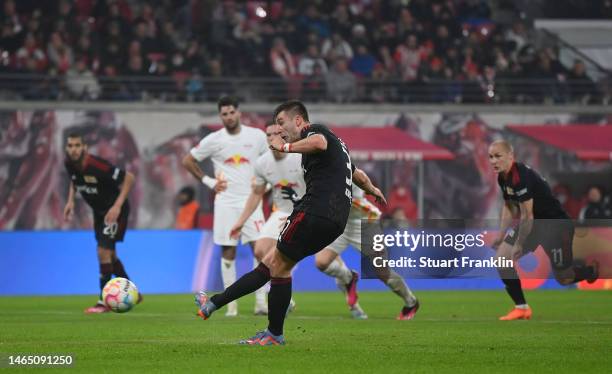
top-left (64, 154), bottom-right (128, 214)
top-left (497, 162), bottom-right (567, 219)
top-left (295, 124), bottom-right (355, 227)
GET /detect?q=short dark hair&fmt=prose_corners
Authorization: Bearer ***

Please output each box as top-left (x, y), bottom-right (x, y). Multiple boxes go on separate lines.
top-left (273, 100), bottom-right (309, 123)
top-left (179, 186), bottom-right (195, 201)
top-left (217, 96), bottom-right (239, 112)
top-left (265, 121), bottom-right (276, 128)
top-left (66, 132), bottom-right (84, 143)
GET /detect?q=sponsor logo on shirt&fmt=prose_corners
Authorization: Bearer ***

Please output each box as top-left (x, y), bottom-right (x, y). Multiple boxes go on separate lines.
top-left (76, 185), bottom-right (98, 194)
top-left (516, 188), bottom-right (528, 196)
top-left (84, 175), bottom-right (98, 183)
top-left (506, 187), bottom-right (514, 195)
top-left (273, 179), bottom-right (299, 189)
top-left (224, 154), bottom-right (250, 166)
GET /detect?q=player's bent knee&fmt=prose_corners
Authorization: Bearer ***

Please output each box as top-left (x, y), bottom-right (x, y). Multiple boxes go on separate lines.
top-left (314, 249), bottom-right (336, 270)
top-left (221, 246), bottom-right (237, 260)
top-left (267, 249), bottom-right (295, 278)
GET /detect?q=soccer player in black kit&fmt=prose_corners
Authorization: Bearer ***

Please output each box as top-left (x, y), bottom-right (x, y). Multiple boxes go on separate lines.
top-left (489, 140), bottom-right (598, 320)
top-left (194, 100), bottom-right (387, 345)
top-left (63, 132), bottom-right (139, 313)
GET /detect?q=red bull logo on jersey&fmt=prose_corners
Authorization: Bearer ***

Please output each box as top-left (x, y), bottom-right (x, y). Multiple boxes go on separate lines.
top-left (223, 154), bottom-right (250, 166)
top-left (273, 179), bottom-right (298, 189)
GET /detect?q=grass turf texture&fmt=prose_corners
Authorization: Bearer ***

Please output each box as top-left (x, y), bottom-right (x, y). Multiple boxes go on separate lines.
top-left (0, 290), bottom-right (610, 373)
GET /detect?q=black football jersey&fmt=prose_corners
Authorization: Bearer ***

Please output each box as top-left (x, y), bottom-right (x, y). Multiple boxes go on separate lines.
top-left (64, 154), bottom-right (128, 214)
top-left (294, 124), bottom-right (354, 227)
top-left (497, 162), bottom-right (567, 219)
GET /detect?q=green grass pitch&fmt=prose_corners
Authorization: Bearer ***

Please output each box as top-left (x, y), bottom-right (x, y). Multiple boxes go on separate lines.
top-left (1, 290), bottom-right (610, 373)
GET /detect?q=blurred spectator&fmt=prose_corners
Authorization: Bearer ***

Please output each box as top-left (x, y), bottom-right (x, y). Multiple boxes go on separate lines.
top-left (269, 37), bottom-right (296, 79)
top-left (175, 186), bottom-right (200, 230)
top-left (321, 32), bottom-right (353, 62)
top-left (46, 32), bottom-right (73, 74)
top-left (16, 33), bottom-right (47, 72)
top-left (387, 185), bottom-right (418, 220)
top-left (394, 34), bottom-right (421, 82)
top-left (298, 44), bottom-right (327, 76)
top-left (65, 57), bottom-right (100, 100)
top-left (302, 63), bottom-right (326, 102)
top-left (326, 57), bottom-right (357, 102)
top-left (100, 65), bottom-right (132, 101)
top-left (552, 184), bottom-right (583, 219)
top-left (579, 186), bottom-right (612, 221)
top-left (0, 0), bottom-right (607, 104)
top-left (349, 45), bottom-right (376, 77)
top-left (567, 60), bottom-right (599, 103)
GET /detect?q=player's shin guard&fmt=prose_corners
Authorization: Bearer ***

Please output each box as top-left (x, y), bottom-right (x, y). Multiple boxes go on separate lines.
top-left (500, 276), bottom-right (527, 305)
top-left (210, 263), bottom-right (271, 309)
top-left (322, 259), bottom-right (353, 285)
top-left (221, 258), bottom-right (237, 290)
top-left (385, 270), bottom-right (417, 307)
top-left (268, 277), bottom-right (292, 336)
top-left (253, 258), bottom-right (267, 307)
top-left (112, 258), bottom-right (129, 279)
top-left (99, 263), bottom-right (113, 300)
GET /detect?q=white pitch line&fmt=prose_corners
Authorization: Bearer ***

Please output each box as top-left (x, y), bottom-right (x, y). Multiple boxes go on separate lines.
top-left (1, 311), bottom-right (610, 325)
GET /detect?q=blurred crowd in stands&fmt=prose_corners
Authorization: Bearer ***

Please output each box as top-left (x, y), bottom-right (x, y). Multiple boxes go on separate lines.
top-left (0, 0), bottom-right (609, 103)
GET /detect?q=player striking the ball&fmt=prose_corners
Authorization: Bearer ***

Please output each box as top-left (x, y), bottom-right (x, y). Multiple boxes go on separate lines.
top-left (63, 132), bottom-right (138, 313)
top-left (489, 140), bottom-right (598, 320)
top-left (182, 96), bottom-right (269, 316)
top-left (194, 100), bottom-right (386, 345)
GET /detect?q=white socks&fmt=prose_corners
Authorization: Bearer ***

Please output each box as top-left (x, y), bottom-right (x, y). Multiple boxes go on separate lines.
top-left (385, 271), bottom-right (417, 307)
top-left (323, 259), bottom-right (353, 285)
top-left (253, 258), bottom-right (267, 310)
top-left (515, 304), bottom-right (529, 309)
top-left (220, 258), bottom-right (237, 315)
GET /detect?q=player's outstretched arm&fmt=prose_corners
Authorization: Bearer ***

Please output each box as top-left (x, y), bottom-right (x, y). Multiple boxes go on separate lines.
top-left (269, 133), bottom-right (327, 154)
top-left (105, 171), bottom-right (135, 224)
top-left (63, 181), bottom-right (76, 222)
top-left (352, 168), bottom-right (387, 205)
top-left (229, 183), bottom-right (266, 239)
top-left (182, 153), bottom-right (227, 192)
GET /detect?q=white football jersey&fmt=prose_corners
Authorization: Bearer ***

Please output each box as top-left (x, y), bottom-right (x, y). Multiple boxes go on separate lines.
top-left (254, 152), bottom-right (305, 214)
top-left (190, 125), bottom-right (268, 208)
top-left (349, 185), bottom-right (381, 220)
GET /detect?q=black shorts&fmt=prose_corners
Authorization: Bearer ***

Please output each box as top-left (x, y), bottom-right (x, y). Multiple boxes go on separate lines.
top-left (503, 219), bottom-right (574, 270)
top-left (277, 211), bottom-right (344, 263)
top-left (93, 205), bottom-right (129, 250)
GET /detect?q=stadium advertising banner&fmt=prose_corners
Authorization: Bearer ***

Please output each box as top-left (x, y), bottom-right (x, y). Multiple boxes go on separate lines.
top-left (1, 221), bottom-right (609, 295)
top-left (1, 109), bottom-right (610, 230)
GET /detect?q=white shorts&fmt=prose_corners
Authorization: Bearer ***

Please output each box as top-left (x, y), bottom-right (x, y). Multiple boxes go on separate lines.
top-left (213, 205), bottom-right (265, 246)
top-left (327, 218), bottom-right (362, 254)
top-left (258, 210), bottom-right (291, 240)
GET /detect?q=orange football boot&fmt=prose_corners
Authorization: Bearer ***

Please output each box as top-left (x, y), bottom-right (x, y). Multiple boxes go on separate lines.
top-left (499, 307), bottom-right (532, 320)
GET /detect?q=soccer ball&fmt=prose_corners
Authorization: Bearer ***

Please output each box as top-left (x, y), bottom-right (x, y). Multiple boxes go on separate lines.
top-left (102, 277), bottom-right (139, 313)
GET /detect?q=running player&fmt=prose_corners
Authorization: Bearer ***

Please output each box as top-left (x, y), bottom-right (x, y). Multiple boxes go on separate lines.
top-left (228, 122), bottom-right (305, 314)
top-left (63, 132), bottom-right (138, 314)
top-left (194, 100), bottom-right (386, 345)
top-left (315, 182), bottom-right (420, 320)
top-left (182, 96), bottom-right (268, 316)
top-left (489, 140), bottom-right (599, 320)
